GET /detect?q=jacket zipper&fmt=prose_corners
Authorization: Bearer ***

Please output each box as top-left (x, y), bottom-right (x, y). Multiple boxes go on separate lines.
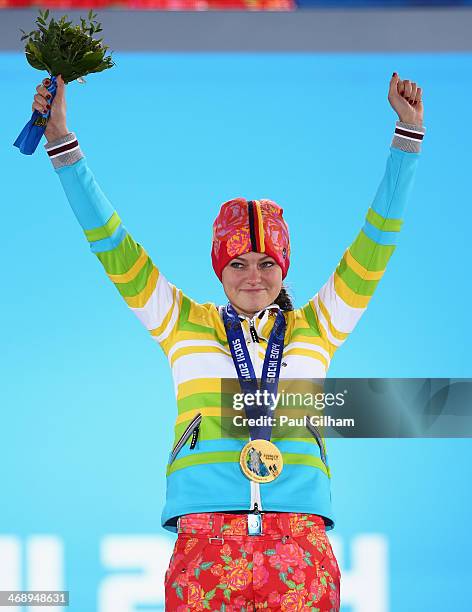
top-left (189, 425), bottom-right (200, 449)
top-left (248, 315), bottom-right (263, 513)
top-left (249, 320), bottom-right (260, 343)
top-left (169, 412), bottom-right (202, 465)
top-left (251, 481), bottom-right (262, 513)
top-left (305, 418), bottom-right (328, 467)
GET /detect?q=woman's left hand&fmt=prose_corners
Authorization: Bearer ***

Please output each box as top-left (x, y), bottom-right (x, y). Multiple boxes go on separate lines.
top-left (388, 72), bottom-right (424, 126)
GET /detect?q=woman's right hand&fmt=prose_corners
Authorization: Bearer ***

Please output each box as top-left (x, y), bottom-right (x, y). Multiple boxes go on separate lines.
top-left (32, 74), bottom-right (69, 142)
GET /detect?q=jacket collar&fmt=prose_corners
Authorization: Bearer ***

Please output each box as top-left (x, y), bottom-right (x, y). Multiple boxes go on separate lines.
top-left (236, 303), bottom-right (281, 321)
top-left (219, 303), bottom-right (282, 341)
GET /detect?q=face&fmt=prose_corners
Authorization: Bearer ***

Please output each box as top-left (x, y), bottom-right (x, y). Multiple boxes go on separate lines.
top-left (221, 252), bottom-right (283, 318)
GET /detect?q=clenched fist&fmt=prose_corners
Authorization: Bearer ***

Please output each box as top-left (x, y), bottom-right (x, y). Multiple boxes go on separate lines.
top-left (32, 74), bottom-right (68, 142)
top-left (388, 73), bottom-right (424, 127)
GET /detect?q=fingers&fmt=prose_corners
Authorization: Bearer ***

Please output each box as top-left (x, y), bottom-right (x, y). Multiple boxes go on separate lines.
top-left (414, 86), bottom-right (422, 105)
top-left (396, 78), bottom-right (413, 99)
top-left (32, 92), bottom-right (50, 114)
top-left (395, 76), bottom-right (422, 104)
top-left (32, 75), bottom-right (65, 114)
top-left (36, 83), bottom-right (52, 99)
top-left (401, 79), bottom-right (412, 99)
top-left (33, 78), bottom-right (51, 113)
top-left (404, 81), bottom-right (417, 103)
top-left (389, 72), bottom-right (400, 95)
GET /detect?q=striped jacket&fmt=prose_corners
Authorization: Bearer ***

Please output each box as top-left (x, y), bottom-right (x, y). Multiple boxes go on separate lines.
top-left (45, 121), bottom-right (425, 532)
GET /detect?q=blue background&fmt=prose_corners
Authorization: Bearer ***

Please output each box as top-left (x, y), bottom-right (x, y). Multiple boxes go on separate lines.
top-left (2, 52), bottom-right (471, 610)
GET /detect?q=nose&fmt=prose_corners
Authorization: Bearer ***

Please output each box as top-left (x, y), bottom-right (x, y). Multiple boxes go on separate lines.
top-left (247, 265), bottom-right (262, 284)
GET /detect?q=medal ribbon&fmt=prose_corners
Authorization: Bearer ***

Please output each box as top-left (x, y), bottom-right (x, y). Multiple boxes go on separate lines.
top-left (223, 303), bottom-right (286, 441)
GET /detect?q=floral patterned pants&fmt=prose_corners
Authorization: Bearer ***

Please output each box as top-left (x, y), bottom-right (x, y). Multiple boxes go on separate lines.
top-left (165, 512), bottom-right (341, 611)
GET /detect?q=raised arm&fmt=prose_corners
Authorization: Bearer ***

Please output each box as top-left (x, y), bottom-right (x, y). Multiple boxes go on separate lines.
top-left (304, 73), bottom-right (426, 357)
top-left (34, 76), bottom-right (182, 353)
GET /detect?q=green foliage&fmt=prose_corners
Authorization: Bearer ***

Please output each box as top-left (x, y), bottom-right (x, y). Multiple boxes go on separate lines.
top-left (19, 9), bottom-right (114, 83)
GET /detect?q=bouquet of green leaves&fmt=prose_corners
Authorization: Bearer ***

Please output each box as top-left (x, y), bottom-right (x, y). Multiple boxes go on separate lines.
top-left (14, 9), bottom-right (115, 154)
top-left (20, 9), bottom-right (114, 84)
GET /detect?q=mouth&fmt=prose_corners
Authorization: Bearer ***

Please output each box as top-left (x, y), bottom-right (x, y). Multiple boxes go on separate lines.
top-left (242, 288), bottom-right (266, 292)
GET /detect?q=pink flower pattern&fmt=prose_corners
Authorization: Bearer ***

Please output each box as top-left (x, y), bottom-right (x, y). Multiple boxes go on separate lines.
top-left (165, 512), bottom-right (340, 610)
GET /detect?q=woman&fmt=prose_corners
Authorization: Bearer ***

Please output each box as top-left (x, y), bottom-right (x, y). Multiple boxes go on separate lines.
top-left (33, 71), bottom-right (425, 611)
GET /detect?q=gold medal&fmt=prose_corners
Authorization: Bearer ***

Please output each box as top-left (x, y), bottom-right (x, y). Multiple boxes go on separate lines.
top-left (239, 439), bottom-right (283, 483)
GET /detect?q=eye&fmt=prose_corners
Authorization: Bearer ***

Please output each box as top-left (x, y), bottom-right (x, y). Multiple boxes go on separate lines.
top-left (230, 261), bottom-right (244, 269)
top-left (260, 261), bottom-right (275, 268)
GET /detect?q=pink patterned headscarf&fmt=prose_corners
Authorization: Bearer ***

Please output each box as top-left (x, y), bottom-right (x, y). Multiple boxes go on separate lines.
top-left (211, 198), bottom-right (291, 281)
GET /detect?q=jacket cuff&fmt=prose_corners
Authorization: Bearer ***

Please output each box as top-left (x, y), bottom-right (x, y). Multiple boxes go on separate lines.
top-left (391, 121), bottom-right (426, 154)
top-left (44, 132), bottom-right (84, 169)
